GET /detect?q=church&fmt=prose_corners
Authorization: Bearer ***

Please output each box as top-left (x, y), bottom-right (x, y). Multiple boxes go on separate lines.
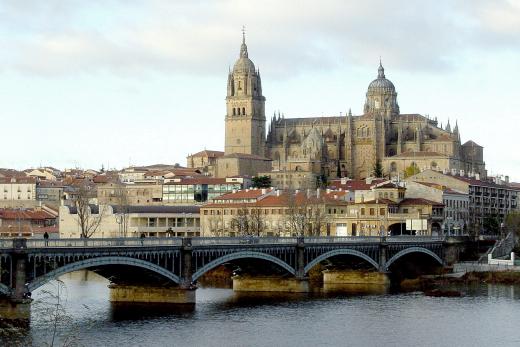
top-left (189, 33), bottom-right (486, 187)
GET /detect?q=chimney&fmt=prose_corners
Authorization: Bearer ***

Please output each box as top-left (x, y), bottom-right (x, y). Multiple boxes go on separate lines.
top-left (341, 177), bottom-right (347, 185)
top-left (316, 188), bottom-right (321, 198)
top-left (460, 169), bottom-right (465, 176)
top-left (451, 169), bottom-right (457, 176)
top-left (307, 189), bottom-right (311, 198)
top-left (366, 177), bottom-right (373, 185)
top-left (276, 190), bottom-right (281, 197)
top-left (326, 188), bottom-right (331, 194)
top-left (261, 188), bottom-right (266, 195)
top-left (475, 173), bottom-right (480, 181)
top-left (505, 176), bottom-right (510, 184)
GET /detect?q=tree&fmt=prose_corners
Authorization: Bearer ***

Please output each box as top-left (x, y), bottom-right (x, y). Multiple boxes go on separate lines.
top-left (373, 160), bottom-right (384, 178)
top-left (71, 181), bottom-right (106, 238)
top-left (483, 214), bottom-right (500, 235)
top-left (230, 205), bottom-right (250, 236)
top-left (229, 205), bottom-right (265, 237)
top-left (505, 212), bottom-right (520, 240)
top-left (404, 163), bottom-right (420, 178)
top-left (113, 181), bottom-right (130, 237)
top-left (251, 176), bottom-right (271, 188)
top-left (285, 190), bottom-right (329, 236)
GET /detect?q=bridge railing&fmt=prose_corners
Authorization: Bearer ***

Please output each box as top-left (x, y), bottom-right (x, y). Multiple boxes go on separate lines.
top-left (191, 237), bottom-right (299, 246)
top-left (0, 239), bottom-right (14, 248)
top-left (386, 236), bottom-right (445, 242)
top-left (304, 236), bottom-right (381, 243)
top-left (24, 237), bottom-right (184, 248)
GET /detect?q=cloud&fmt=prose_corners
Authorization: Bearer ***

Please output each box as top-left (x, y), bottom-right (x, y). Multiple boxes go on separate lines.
top-left (0, 0), bottom-right (519, 78)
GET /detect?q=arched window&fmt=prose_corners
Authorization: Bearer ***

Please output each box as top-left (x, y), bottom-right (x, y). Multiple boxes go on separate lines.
top-left (390, 162), bottom-right (397, 172)
top-left (237, 108), bottom-right (241, 115)
top-left (242, 107), bottom-right (246, 115)
top-left (233, 108), bottom-right (236, 116)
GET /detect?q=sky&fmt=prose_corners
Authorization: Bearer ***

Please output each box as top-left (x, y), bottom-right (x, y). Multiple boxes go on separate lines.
top-left (0, 0), bottom-right (519, 180)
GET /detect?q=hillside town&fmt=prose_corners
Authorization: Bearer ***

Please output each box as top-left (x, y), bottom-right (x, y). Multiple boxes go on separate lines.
top-left (0, 161), bottom-right (517, 240)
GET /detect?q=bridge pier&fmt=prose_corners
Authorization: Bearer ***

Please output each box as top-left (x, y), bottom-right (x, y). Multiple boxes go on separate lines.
top-left (378, 238), bottom-right (387, 272)
top-left (295, 236), bottom-right (306, 280)
top-left (108, 285), bottom-right (196, 304)
top-left (232, 276), bottom-right (309, 293)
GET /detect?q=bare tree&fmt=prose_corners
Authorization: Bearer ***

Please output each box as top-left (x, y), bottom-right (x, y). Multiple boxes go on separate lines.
top-left (285, 191), bottom-right (308, 236)
top-left (230, 205), bottom-right (251, 236)
top-left (71, 181), bottom-right (106, 238)
top-left (113, 181), bottom-right (130, 237)
top-left (285, 190), bottom-right (329, 236)
top-left (248, 207), bottom-right (264, 237)
top-left (207, 213), bottom-right (226, 236)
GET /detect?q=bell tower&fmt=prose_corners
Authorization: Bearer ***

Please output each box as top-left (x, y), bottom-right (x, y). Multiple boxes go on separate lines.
top-left (225, 29), bottom-right (266, 156)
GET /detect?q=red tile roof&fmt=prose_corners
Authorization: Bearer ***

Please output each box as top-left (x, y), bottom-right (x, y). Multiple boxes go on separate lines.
top-left (329, 179), bottom-right (386, 191)
top-left (399, 198), bottom-right (444, 206)
top-left (0, 209), bottom-right (57, 220)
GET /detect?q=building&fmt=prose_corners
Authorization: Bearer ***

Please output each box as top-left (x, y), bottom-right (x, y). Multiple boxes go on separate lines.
top-left (186, 150), bottom-right (224, 176)
top-left (207, 34), bottom-right (486, 185)
top-left (162, 177), bottom-right (249, 205)
top-left (97, 182), bottom-right (163, 205)
top-left (200, 188), bottom-right (340, 237)
top-left (0, 177), bottom-right (38, 208)
top-left (405, 181), bottom-right (469, 235)
top-left (59, 205), bottom-right (200, 238)
top-left (407, 169), bottom-right (520, 233)
top-left (36, 180), bottom-right (65, 208)
top-left (331, 197), bottom-right (443, 237)
top-left (0, 206), bottom-right (58, 238)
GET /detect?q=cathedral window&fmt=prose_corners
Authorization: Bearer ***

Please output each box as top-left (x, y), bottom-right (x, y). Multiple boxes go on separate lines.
top-left (242, 107), bottom-right (246, 115)
top-left (233, 108), bottom-right (236, 116)
top-left (237, 108), bottom-right (241, 115)
top-left (238, 81), bottom-right (242, 90)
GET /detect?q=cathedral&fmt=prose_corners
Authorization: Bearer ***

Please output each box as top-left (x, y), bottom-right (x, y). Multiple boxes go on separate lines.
top-left (211, 34), bottom-right (486, 185)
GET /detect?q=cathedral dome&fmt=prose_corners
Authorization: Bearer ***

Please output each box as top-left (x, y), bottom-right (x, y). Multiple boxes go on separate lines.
top-left (233, 37), bottom-right (255, 74)
top-left (367, 62), bottom-right (395, 93)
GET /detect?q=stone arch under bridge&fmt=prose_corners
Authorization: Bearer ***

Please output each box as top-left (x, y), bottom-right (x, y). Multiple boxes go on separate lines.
top-left (384, 247), bottom-right (444, 271)
top-left (27, 256), bottom-right (181, 293)
top-left (192, 251), bottom-right (296, 281)
top-left (304, 249), bottom-right (380, 274)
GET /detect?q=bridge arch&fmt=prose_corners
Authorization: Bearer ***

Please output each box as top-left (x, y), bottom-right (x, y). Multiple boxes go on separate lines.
top-left (192, 251), bottom-right (295, 281)
top-left (304, 249), bottom-right (380, 274)
top-left (384, 247), bottom-right (443, 271)
top-left (27, 256), bottom-right (180, 292)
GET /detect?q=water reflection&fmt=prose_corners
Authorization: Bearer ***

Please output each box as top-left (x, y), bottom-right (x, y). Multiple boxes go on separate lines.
top-left (4, 270), bottom-right (520, 347)
top-left (110, 302), bottom-right (195, 321)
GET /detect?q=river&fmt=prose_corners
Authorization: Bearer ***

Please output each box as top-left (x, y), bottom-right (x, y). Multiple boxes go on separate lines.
top-left (4, 270), bottom-right (520, 347)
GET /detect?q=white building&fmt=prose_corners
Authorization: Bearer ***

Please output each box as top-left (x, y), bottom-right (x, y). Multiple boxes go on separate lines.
top-left (59, 204), bottom-right (200, 238)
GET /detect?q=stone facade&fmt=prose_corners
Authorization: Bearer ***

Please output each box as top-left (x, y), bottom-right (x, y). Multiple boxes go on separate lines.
top-left (221, 35), bottom-right (486, 183)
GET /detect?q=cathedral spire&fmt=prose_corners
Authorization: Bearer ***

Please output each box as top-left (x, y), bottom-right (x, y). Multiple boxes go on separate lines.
top-left (240, 26), bottom-right (248, 58)
top-left (446, 119), bottom-right (451, 132)
top-left (378, 59), bottom-right (385, 79)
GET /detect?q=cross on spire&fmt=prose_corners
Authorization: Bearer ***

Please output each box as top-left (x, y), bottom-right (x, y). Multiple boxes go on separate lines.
top-left (241, 25), bottom-right (246, 44)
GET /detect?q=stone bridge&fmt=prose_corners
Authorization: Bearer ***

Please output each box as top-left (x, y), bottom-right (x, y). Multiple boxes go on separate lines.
top-left (0, 235), bottom-right (463, 304)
